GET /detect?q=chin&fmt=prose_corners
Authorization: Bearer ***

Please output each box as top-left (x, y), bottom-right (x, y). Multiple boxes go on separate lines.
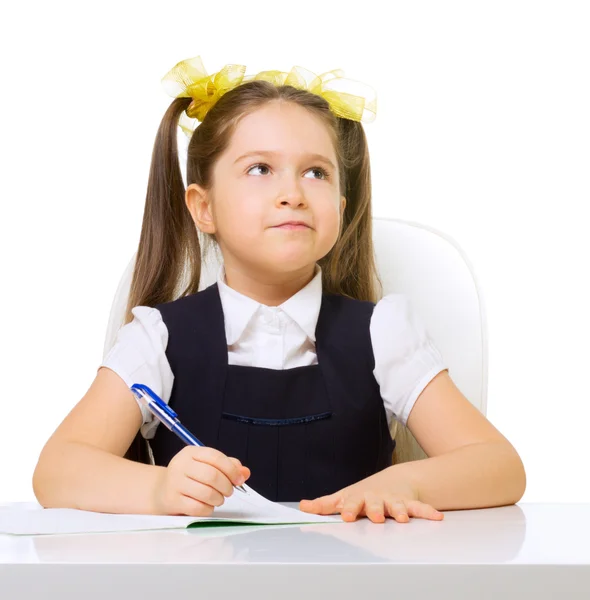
top-left (264, 255), bottom-right (315, 274)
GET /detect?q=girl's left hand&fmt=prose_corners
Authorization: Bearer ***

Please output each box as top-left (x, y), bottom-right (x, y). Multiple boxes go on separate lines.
top-left (299, 466), bottom-right (444, 524)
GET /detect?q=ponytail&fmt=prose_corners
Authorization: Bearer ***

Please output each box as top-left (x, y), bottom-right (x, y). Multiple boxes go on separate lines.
top-left (319, 117), bottom-right (382, 303)
top-left (123, 98), bottom-right (202, 464)
top-left (123, 97), bottom-right (203, 327)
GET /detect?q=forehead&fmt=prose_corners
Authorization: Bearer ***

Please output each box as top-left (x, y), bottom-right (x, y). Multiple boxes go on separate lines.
top-left (226, 101), bottom-right (336, 160)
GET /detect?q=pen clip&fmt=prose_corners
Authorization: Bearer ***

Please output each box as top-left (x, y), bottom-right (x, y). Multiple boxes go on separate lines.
top-left (131, 383), bottom-right (178, 420)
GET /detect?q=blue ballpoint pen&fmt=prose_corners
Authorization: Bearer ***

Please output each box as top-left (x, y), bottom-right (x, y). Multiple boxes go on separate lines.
top-left (130, 383), bottom-right (247, 494)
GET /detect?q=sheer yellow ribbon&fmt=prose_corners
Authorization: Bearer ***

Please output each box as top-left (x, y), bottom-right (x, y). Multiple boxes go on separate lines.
top-left (161, 55), bottom-right (377, 138)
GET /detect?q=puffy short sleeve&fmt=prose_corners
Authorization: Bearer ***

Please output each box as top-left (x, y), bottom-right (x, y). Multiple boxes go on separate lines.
top-left (370, 294), bottom-right (448, 427)
top-left (99, 306), bottom-right (174, 439)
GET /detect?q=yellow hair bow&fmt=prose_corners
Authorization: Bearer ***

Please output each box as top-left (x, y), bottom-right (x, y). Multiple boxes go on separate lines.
top-left (161, 55), bottom-right (377, 138)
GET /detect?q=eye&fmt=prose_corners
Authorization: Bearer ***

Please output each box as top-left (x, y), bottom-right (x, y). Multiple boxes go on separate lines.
top-left (246, 163), bottom-right (330, 180)
top-left (304, 167), bottom-right (330, 180)
top-left (247, 164), bottom-right (271, 176)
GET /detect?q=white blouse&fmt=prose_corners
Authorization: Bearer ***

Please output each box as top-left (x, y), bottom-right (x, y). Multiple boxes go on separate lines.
top-left (100, 265), bottom-right (447, 440)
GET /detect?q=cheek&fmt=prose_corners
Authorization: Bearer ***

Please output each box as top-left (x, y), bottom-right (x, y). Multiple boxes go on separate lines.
top-left (215, 199), bottom-right (263, 241)
top-left (317, 201), bottom-right (343, 239)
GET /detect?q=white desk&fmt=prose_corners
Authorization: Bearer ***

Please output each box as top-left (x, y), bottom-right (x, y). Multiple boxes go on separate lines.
top-left (1, 502), bottom-right (589, 599)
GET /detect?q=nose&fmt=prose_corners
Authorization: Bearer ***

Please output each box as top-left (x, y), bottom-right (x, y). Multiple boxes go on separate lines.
top-left (276, 177), bottom-right (307, 208)
top-left (278, 195), bottom-right (306, 208)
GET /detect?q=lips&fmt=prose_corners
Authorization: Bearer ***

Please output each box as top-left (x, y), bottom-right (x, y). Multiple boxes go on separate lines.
top-left (273, 221), bottom-right (311, 229)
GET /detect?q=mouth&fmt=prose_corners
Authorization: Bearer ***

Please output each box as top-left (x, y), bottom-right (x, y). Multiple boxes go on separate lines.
top-left (272, 221), bottom-right (312, 230)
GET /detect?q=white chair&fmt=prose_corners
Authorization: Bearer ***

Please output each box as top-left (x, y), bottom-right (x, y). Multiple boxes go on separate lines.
top-left (103, 217), bottom-right (488, 417)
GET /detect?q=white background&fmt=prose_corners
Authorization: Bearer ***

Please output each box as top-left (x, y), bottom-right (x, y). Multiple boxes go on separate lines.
top-left (0, 1), bottom-right (588, 503)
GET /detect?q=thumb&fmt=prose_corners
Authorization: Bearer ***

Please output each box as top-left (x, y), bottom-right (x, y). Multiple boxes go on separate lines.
top-left (299, 492), bottom-right (341, 515)
top-left (228, 458), bottom-right (251, 480)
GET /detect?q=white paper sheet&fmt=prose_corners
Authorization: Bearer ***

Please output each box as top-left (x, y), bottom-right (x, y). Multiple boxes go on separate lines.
top-left (0, 485), bottom-right (341, 535)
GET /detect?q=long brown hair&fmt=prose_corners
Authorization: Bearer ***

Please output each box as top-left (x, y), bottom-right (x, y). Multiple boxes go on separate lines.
top-left (123, 80), bottom-right (425, 465)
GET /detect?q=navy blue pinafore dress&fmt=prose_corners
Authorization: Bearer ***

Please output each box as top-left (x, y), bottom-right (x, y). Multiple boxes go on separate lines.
top-left (149, 283), bottom-right (395, 501)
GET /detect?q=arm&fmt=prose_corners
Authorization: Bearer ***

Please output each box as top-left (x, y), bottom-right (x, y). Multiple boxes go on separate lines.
top-left (300, 370), bottom-right (526, 521)
top-left (301, 295), bottom-right (526, 521)
top-left (32, 367), bottom-right (166, 514)
top-left (371, 294), bottom-right (525, 509)
top-left (396, 369), bottom-right (527, 510)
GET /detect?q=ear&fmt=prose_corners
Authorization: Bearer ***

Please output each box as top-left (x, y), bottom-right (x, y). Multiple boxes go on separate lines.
top-left (186, 183), bottom-right (216, 234)
top-left (340, 195), bottom-right (347, 219)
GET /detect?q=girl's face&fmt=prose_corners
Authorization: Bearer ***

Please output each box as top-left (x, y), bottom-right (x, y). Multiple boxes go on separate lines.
top-left (187, 101), bottom-right (346, 280)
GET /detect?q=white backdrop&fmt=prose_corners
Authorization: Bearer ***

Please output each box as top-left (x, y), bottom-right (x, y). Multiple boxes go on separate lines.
top-left (0, 0), bottom-right (588, 503)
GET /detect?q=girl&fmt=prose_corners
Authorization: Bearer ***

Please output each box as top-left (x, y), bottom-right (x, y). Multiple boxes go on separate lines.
top-left (32, 56), bottom-right (526, 524)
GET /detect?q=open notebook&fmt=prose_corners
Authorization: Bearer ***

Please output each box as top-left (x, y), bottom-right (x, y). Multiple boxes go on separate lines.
top-left (0, 484), bottom-right (341, 536)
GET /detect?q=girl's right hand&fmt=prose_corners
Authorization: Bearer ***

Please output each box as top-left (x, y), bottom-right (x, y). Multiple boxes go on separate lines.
top-left (151, 446), bottom-right (251, 516)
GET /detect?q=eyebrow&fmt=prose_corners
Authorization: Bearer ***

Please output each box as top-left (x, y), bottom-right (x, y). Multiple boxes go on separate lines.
top-left (233, 150), bottom-right (336, 171)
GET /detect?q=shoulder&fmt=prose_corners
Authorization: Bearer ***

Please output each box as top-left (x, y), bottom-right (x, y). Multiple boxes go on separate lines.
top-left (100, 304), bottom-right (172, 400)
top-left (370, 292), bottom-right (435, 348)
top-left (369, 292), bottom-right (445, 370)
top-left (318, 294), bottom-right (377, 355)
top-left (155, 284), bottom-right (219, 319)
top-left (155, 284), bottom-right (221, 327)
top-left (105, 305), bottom-right (169, 355)
top-left (129, 305), bottom-right (164, 325)
top-left (371, 292), bottom-right (416, 326)
top-left (322, 292), bottom-right (375, 319)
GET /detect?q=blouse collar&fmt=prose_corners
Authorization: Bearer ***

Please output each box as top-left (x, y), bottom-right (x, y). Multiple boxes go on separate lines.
top-left (216, 264), bottom-right (323, 345)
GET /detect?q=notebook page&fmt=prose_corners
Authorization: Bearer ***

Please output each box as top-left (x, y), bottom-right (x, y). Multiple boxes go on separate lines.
top-left (203, 483), bottom-right (340, 524)
top-left (0, 485), bottom-right (340, 535)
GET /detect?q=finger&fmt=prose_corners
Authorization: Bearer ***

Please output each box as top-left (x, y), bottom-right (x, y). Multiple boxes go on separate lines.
top-left (363, 494), bottom-right (386, 524)
top-left (188, 447), bottom-right (246, 487)
top-left (406, 500), bottom-right (444, 521)
top-left (385, 499), bottom-right (410, 523)
top-left (299, 492), bottom-right (342, 515)
top-left (341, 496), bottom-right (365, 522)
top-left (178, 494), bottom-right (215, 517)
top-left (181, 477), bottom-right (225, 508)
top-left (186, 460), bottom-right (234, 497)
top-left (228, 458), bottom-right (251, 482)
